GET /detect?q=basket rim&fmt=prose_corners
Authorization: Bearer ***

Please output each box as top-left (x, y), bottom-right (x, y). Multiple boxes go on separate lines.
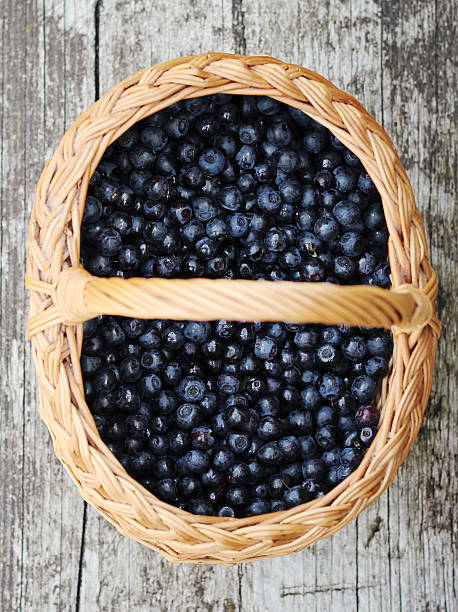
top-left (26, 52), bottom-right (440, 565)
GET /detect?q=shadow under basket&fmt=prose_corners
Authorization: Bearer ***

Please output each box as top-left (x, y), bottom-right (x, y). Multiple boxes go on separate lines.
top-left (26, 53), bottom-right (440, 565)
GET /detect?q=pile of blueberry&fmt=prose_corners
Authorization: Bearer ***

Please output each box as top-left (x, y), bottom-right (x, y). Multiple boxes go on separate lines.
top-left (80, 94), bottom-right (393, 517)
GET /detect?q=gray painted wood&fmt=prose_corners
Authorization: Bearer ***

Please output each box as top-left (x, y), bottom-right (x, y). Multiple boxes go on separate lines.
top-left (1, 2), bottom-right (94, 611)
top-left (0, 0), bottom-right (455, 610)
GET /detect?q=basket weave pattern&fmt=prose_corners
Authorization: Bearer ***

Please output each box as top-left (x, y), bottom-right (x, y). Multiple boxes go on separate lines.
top-left (26, 53), bottom-right (440, 565)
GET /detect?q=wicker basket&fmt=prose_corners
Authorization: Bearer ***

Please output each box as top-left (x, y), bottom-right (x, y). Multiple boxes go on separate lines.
top-left (26, 53), bottom-right (440, 565)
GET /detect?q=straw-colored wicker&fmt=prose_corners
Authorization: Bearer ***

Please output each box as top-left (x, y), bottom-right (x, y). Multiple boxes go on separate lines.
top-left (26, 53), bottom-right (440, 565)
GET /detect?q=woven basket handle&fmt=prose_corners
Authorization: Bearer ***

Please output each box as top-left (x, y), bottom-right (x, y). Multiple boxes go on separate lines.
top-left (26, 267), bottom-right (434, 336)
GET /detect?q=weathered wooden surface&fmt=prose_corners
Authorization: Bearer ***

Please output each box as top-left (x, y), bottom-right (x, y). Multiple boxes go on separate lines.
top-left (0, 0), bottom-right (456, 610)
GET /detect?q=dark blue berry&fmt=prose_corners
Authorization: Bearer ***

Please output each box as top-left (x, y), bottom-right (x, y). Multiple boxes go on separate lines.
top-left (319, 373), bottom-right (343, 401)
top-left (198, 147), bottom-right (225, 176)
top-left (283, 485), bottom-right (308, 508)
top-left (333, 165), bottom-right (357, 192)
top-left (351, 376), bottom-right (377, 403)
top-left (257, 185), bottom-right (282, 213)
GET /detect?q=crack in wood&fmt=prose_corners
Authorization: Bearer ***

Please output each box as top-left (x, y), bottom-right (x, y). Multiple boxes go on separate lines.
top-left (281, 582), bottom-right (385, 597)
top-left (231, 0), bottom-right (246, 55)
top-left (365, 515), bottom-right (384, 548)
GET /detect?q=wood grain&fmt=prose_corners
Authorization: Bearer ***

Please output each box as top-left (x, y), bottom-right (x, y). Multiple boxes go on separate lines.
top-left (0, 0), bottom-right (456, 610)
top-left (0, 2), bottom-right (95, 611)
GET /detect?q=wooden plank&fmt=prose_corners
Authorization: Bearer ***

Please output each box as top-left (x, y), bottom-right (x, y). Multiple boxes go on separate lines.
top-left (238, 2), bottom-right (377, 611)
top-left (23, 1), bottom-right (96, 609)
top-left (78, 3), bottom-right (243, 611)
top-left (381, 0), bottom-right (458, 610)
top-left (0, 1), bottom-right (95, 610)
top-left (1, 2), bottom-right (44, 610)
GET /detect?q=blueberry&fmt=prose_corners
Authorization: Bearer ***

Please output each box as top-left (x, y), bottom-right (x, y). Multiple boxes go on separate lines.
top-left (355, 405), bottom-right (379, 427)
top-left (130, 451), bottom-right (155, 475)
top-left (283, 485), bottom-right (308, 508)
top-left (217, 374), bottom-right (241, 395)
top-left (141, 125), bottom-right (168, 151)
top-left (228, 213), bottom-right (250, 238)
top-left (162, 327), bottom-right (185, 350)
top-left (372, 262), bottom-right (391, 287)
top-left (213, 131), bottom-right (239, 157)
top-left (257, 442), bottom-right (283, 465)
top-left (257, 96), bottom-right (280, 115)
top-left (98, 228), bottom-right (122, 256)
top-left (177, 450), bottom-right (210, 475)
top-left (129, 144), bottom-right (156, 170)
top-left (299, 184), bottom-right (318, 207)
top-left (340, 447), bottom-right (363, 468)
top-left (105, 417), bottom-right (127, 441)
top-left (267, 120), bottom-right (292, 146)
top-left (165, 114), bottom-right (189, 139)
top-left (316, 343), bottom-right (342, 371)
top-left (225, 431), bottom-right (249, 455)
top-left (270, 500), bottom-right (286, 512)
top-left (338, 231), bottom-right (365, 257)
top-left (300, 386), bottom-right (321, 411)
top-left (257, 185), bottom-right (282, 213)
top-left (119, 356), bottom-right (142, 382)
top-left (264, 227), bottom-right (287, 252)
top-left (333, 200), bottom-right (361, 228)
top-left (176, 140), bottom-right (198, 163)
top-left (252, 335), bottom-right (276, 360)
top-left (138, 328), bottom-right (161, 349)
top-left (365, 356), bottom-right (388, 378)
top-left (218, 185), bottom-right (243, 211)
top-left (226, 486), bottom-right (250, 506)
top-left (314, 169), bottom-right (335, 190)
top-left (277, 436), bottom-right (300, 461)
top-left (198, 147), bottom-right (225, 176)
top-left (356, 170), bottom-right (376, 194)
top-left (136, 373), bottom-right (162, 399)
top-left (275, 149), bottom-right (298, 172)
top-left (302, 257), bottom-right (326, 282)
top-left (178, 476), bottom-right (202, 498)
top-left (96, 179), bottom-right (119, 204)
top-left (148, 434), bottom-right (169, 456)
top-left (257, 395), bottom-right (280, 417)
top-left (360, 426), bottom-right (376, 446)
top-left (304, 130), bottom-right (327, 154)
top-left (318, 373), bottom-right (343, 401)
top-left (322, 448), bottom-right (341, 467)
top-left (333, 166), bottom-right (358, 192)
top-left (334, 255), bottom-right (357, 280)
top-left (288, 105), bottom-right (310, 126)
top-left (258, 417), bottom-right (283, 441)
top-left (315, 425), bottom-right (337, 450)
top-left (247, 500), bottom-right (270, 515)
top-left (101, 321), bottom-right (125, 347)
top-left (294, 328), bottom-right (319, 350)
top-left (235, 144), bottom-right (257, 170)
top-left (313, 405), bottom-right (334, 428)
top-left (217, 505), bottom-right (236, 517)
top-left (302, 458), bottom-right (326, 481)
top-left (342, 335), bottom-right (367, 362)
top-left (118, 127), bottom-right (139, 149)
top-left (351, 375), bottom-right (377, 403)
top-left (367, 331), bottom-right (393, 357)
top-left (185, 97), bottom-right (212, 115)
top-left (113, 385), bottom-right (140, 413)
top-left (125, 414), bottom-right (149, 440)
top-left (168, 429), bottom-right (190, 454)
top-left (82, 196), bottom-right (102, 224)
